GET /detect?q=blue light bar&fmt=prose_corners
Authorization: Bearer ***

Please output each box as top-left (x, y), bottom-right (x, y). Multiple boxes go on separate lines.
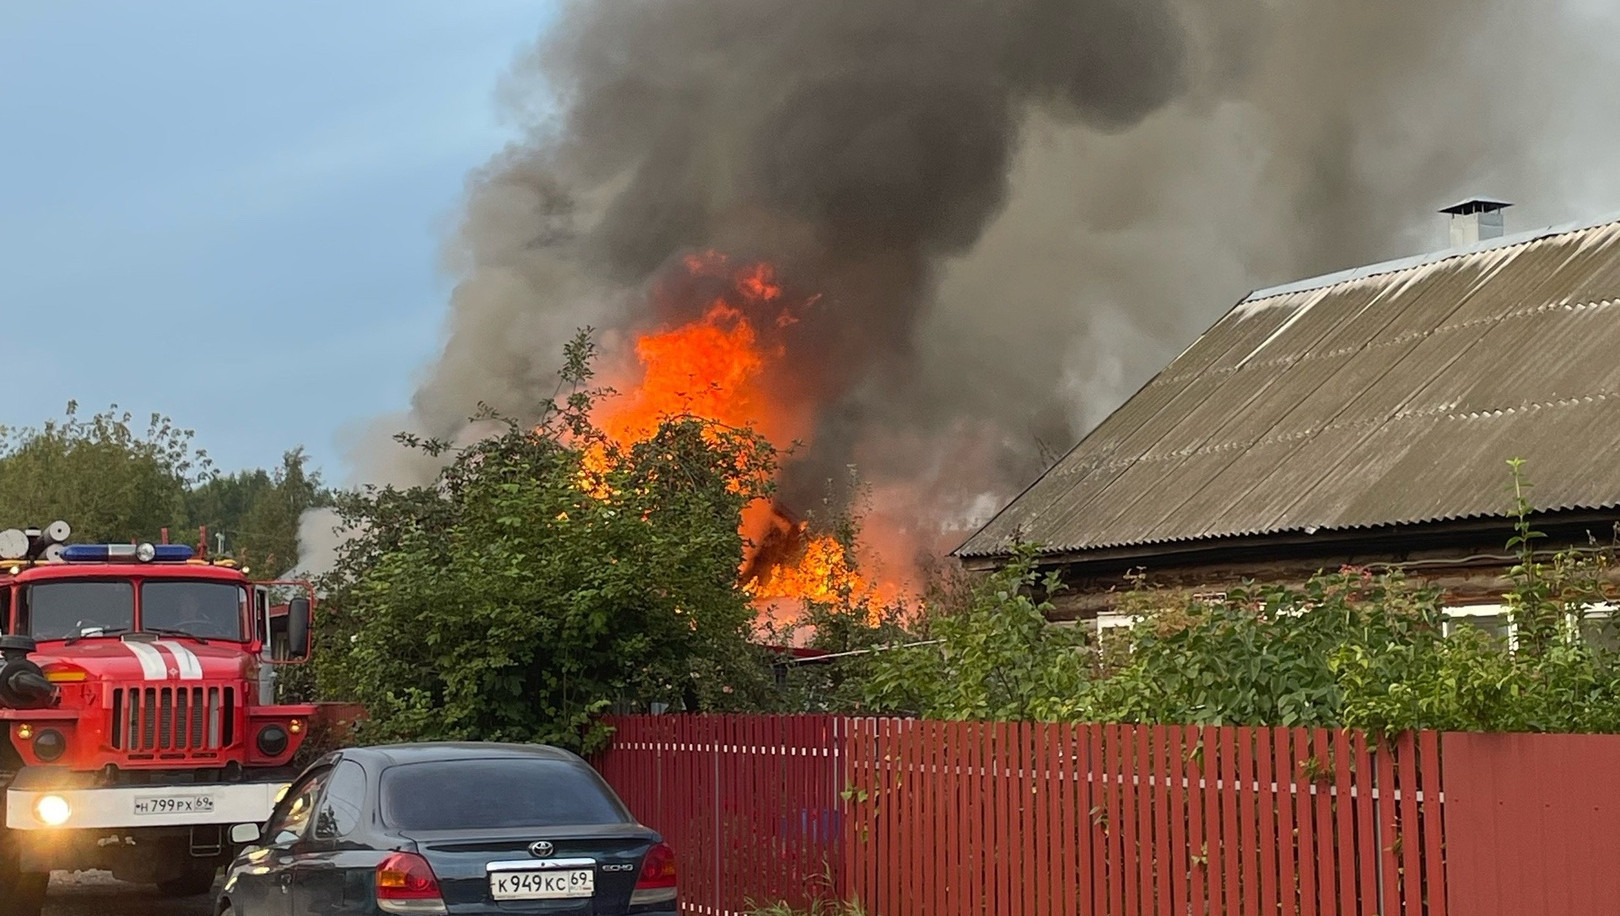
top-left (60, 545), bottom-right (128, 562)
top-left (59, 544), bottom-right (196, 563)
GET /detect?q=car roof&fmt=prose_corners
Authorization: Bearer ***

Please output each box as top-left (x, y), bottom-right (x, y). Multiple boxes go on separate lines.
top-left (337, 742), bottom-right (585, 768)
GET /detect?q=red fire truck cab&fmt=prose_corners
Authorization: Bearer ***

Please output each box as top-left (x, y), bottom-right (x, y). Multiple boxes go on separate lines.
top-left (0, 537), bottom-right (314, 915)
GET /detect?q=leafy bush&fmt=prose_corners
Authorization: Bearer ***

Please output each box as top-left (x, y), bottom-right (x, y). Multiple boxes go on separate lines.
top-left (863, 547), bottom-right (1091, 721)
top-left (1087, 567), bottom-right (1445, 728)
top-left (312, 334), bottom-right (779, 752)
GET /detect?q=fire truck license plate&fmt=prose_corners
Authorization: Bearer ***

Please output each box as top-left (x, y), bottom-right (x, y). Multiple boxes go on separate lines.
top-left (490, 868), bottom-right (594, 900)
top-left (133, 795), bottom-right (215, 816)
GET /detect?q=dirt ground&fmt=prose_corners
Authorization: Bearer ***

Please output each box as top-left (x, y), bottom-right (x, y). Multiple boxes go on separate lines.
top-left (41, 870), bottom-right (217, 916)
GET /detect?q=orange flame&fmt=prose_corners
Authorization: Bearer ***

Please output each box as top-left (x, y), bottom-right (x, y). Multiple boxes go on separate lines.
top-left (587, 252), bottom-right (902, 623)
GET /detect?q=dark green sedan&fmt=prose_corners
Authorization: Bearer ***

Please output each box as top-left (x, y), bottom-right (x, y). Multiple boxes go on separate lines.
top-left (217, 742), bottom-right (677, 915)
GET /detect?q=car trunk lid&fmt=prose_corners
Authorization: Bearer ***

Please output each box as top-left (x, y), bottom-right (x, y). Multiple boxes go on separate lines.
top-left (402, 824), bottom-right (661, 914)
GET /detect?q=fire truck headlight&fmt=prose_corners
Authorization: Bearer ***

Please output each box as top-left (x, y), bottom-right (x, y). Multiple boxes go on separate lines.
top-left (35, 795), bottom-right (71, 827)
top-left (256, 725), bottom-right (290, 757)
top-left (33, 728), bottom-right (66, 762)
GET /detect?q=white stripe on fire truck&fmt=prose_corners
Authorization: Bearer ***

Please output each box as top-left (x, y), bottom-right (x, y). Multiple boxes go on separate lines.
top-left (123, 641), bottom-right (169, 680)
top-left (153, 640), bottom-right (204, 680)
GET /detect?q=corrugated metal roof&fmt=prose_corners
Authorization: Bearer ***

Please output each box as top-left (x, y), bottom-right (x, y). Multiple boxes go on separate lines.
top-left (958, 214), bottom-right (1620, 559)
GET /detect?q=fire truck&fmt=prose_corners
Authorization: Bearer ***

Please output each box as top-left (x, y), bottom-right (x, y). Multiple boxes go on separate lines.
top-left (0, 523), bottom-right (315, 916)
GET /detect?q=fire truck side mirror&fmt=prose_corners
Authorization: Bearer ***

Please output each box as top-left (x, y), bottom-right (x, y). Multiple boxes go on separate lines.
top-left (287, 598), bottom-right (312, 660)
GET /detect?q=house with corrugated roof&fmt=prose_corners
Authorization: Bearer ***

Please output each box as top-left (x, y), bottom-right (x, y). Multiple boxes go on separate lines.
top-left (955, 200), bottom-right (1620, 638)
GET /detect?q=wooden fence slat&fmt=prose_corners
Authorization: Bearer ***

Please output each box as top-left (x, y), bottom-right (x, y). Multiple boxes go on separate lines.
top-left (900, 717), bottom-right (914, 916)
top-left (1193, 726), bottom-right (1218, 916)
top-left (1057, 724), bottom-right (1077, 916)
top-left (932, 719), bottom-right (947, 916)
top-left (798, 715), bottom-right (813, 905)
top-left (781, 715), bottom-right (793, 904)
top-left (1275, 727), bottom-right (1297, 916)
top-left (747, 715), bottom-right (759, 908)
top-left (1236, 727), bottom-right (1259, 916)
top-left (754, 715), bottom-right (768, 909)
top-left (930, 720), bottom-right (946, 916)
top-left (727, 715), bottom-right (742, 913)
top-left (1090, 724), bottom-right (1110, 916)
top-left (1418, 731), bottom-right (1446, 916)
top-left (892, 718), bottom-right (907, 916)
top-left (1291, 727), bottom-right (1314, 916)
top-left (867, 717), bottom-right (879, 916)
top-left (998, 720), bottom-right (1016, 916)
top-left (1043, 723), bottom-right (1056, 914)
top-left (1310, 729), bottom-right (1337, 916)
top-left (1109, 724), bottom-right (1127, 916)
top-left (1118, 724), bottom-right (1138, 916)
top-left (846, 718), bottom-right (861, 909)
top-left (934, 721), bottom-right (950, 916)
top-left (1167, 726), bottom-right (1188, 916)
top-left (1399, 734), bottom-right (1424, 916)
top-left (912, 719), bottom-right (926, 916)
top-left (891, 718), bottom-right (906, 916)
top-left (1153, 726), bottom-right (1171, 916)
top-left (811, 716), bottom-right (827, 904)
top-left (1221, 727), bottom-right (1243, 916)
top-left (1376, 734), bottom-right (1401, 916)
top-left (967, 721), bottom-right (984, 916)
top-left (1254, 726), bottom-right (1279, 916)
top-left (1333, 730), bottom-right (1357, 916)
top-left (1134, 724), bottom-right (1154, 915)
top-left (1018, 721), bottom-right (1034, 916)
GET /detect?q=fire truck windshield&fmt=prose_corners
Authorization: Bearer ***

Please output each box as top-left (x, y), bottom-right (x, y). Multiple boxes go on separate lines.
top-left (140, 580), bottom-right (247, 640)
top-left (23, 579), bottom-right (247, 641)
top-left (26, 581), bottom-right (134, 640)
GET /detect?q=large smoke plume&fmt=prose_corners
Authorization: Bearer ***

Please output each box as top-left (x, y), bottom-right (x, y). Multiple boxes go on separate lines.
top-left (328, 0), bottom-right (1618, 577)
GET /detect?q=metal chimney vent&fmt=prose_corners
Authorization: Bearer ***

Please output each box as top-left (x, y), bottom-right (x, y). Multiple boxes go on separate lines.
top-left (1440, 197), bottom-right (1512, 247)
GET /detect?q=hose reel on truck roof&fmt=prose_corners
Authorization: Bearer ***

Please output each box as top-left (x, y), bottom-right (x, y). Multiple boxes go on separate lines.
top-left (0, 522), bottom-right (71, 563)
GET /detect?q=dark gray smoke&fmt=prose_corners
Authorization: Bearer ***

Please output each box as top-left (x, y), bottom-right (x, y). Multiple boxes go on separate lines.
top-left (338, 0), bottom-right (1619, 576)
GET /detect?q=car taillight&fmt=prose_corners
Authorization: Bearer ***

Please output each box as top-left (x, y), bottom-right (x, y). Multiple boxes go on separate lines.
top-left (375, 852), bottom-right (447, 915)
top-left (630, 841), bottom-right (678, 906)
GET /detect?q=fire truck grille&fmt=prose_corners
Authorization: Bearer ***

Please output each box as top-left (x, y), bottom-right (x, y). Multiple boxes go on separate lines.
top-left (111, 687), bottom-right (236, 754)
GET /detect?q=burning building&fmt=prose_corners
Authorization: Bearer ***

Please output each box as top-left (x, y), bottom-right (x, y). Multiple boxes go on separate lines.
top-left (327, 1), bottom-right (1619, 614)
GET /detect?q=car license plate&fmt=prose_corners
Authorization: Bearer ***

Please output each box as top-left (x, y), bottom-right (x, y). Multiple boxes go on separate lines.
top-left (490, 868), bottom-right (595, 900)
top-left (132, 794), bottom-right (214, 816)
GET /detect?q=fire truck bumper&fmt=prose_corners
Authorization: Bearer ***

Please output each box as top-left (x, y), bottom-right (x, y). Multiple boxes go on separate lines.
top-left (6, 781), bottom-right (289, 830)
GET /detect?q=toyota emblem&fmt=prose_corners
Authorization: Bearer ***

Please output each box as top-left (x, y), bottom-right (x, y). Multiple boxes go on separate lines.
top-left (528, 841), bottom-right (555, 858)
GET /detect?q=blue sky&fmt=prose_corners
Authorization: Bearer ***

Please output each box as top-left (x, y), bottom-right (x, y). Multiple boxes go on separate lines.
top-left (0, 1), bottom-right (558, 480)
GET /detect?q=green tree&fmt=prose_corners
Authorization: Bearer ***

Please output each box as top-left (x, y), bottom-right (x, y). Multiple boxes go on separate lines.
top-left (312, 333), bottom-right (779, 752)
top-left (0, 403), bottom-right (212, 541)
top-left (186, 449), bottom-right (329, 575)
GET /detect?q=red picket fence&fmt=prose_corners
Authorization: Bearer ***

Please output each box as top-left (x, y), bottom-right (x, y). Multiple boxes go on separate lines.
top-left (592, 715), bottom-right (849, 916)
top-left (842, 720), bottom-right (1439, 916)
top-left (594, 715), bottom-right (1620, 916)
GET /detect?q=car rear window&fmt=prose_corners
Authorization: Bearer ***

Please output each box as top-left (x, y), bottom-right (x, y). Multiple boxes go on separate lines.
top-left (380, 758), bottom-right (630, 831)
